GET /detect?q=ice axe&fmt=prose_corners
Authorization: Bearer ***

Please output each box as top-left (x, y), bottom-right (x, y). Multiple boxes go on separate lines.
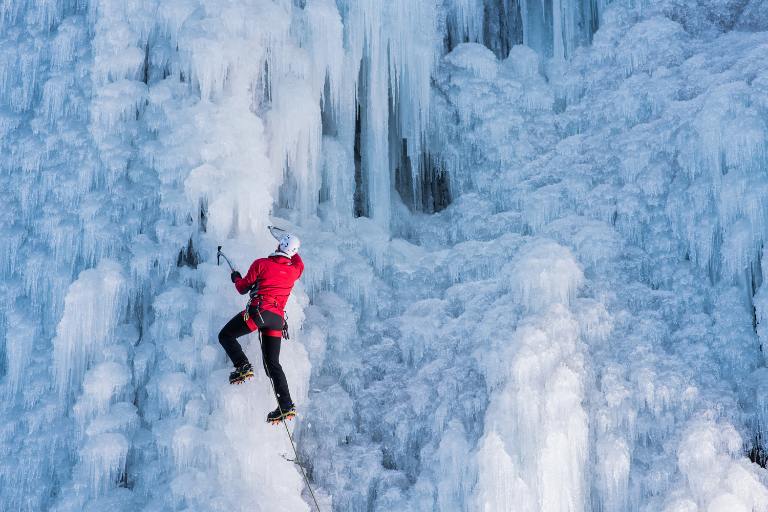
top-left (268, 225), bottom-right (287, 241)
top-left (216, 245), bottom-right (236, 272)
top-left (218, 226), bottom-right (285, 271)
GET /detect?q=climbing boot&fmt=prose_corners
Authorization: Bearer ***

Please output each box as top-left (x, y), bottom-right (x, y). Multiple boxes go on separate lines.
top-left (229, 362), bottom-right (254, 385)
top-left (267, 404), bottom-right (296, 424)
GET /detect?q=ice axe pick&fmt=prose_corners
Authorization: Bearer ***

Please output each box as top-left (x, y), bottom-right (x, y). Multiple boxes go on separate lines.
top-left (216, 245), bottom-right (235, 272)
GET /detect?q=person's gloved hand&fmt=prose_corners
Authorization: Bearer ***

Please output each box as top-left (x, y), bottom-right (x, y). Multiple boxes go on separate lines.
top-left (230, 271), bottom-right (242, 283)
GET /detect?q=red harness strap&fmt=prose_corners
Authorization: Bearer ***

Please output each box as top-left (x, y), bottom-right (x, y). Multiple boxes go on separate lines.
top-left (244, 312), bottom-right (258, 332)
top-left (242, 310), bottom-right (283, 338)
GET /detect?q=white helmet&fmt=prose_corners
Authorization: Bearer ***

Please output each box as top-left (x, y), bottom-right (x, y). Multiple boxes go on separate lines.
top-left (276, 233), bottom-right (300, 258)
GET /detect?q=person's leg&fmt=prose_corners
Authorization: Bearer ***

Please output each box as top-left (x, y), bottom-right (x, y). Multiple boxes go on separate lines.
top-left (260, 333), bottom-right (293, 408)
top-left (218, 313), bottom-right (253, 367)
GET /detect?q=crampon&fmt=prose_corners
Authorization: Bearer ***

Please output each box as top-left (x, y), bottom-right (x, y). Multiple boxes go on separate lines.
top-left (229, 363), bottom-right (254, 385)
top-left (267, 405), bottom-right (296, 425)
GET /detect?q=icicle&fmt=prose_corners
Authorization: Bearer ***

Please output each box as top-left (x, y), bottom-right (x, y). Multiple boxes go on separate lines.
top-left (172, 424), bottom-right (209, 471)
top-left (435, 421), bottom-right (475, 511)
top-left (89, 0), bottom-right (149, 88)
top-left (332, 0), bottom-right (441, 224)
top-left (361, 40), bottom-right (392, 226)
top-left (50, 17), bottom-right (87, 70)
top-left (268, 79), bottom-right (323, 217)
top-left (154, 372), bottom-right (194, 417)
top-left (84, 402), bottom-right (139, 437)
top-left (339, 0), bottom-right (392, 225)
top-left (305, 0), bottom-right (344, 109)
top-left (40, 74), bottom-right (76, 127)
top-left (90, 80), bottom-right (148, 136)
top-left (80, 432), bottom-right (129, 497)
top-left (507, 238), bottom-right (584, 312)
top-left (476, 306), bottom-right (589, 512)
top-left (595, 436), bottom-right (630, 511)
top-left (2, 308), bottom-right (36, 398)
top-left (676, 416), bottom-right (768, 510)
top-left (52, 260), bottom-right (125, 398)
top-left (156, 1), bottom-right (198, 45)
top-left (553, 0), bottom-right (565, 60)
top-left (447, 0), bottom-right (484, 47)
top-left (474, 432), bottom-right (535, 511)
top-left (320, 135), bottom-right (355, 223)
top-left (73, 362), bottom-right (131, 427)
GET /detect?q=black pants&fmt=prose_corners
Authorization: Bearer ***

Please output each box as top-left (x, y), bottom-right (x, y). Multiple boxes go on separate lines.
top-left (218, 310), bottom-right (293, 407)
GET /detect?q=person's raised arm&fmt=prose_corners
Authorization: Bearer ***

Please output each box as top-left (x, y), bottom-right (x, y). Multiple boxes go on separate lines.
top-left (233, 259), bottom-right (261, 294)
top-left (291, 253), bottom-right (304, 277)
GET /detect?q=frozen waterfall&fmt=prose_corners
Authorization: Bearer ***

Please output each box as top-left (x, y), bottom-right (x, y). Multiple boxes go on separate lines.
top-left (3, 0), bottom-right (768, 511)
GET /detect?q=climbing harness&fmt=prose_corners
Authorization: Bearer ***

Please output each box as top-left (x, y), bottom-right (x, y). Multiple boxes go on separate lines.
top-left (259, 331), bottom-right (321, 512)
top-left (242, 291), bottom-right (282, 328)
top-left (282, 314), bottom-right (290, 340)
top-left (243, 284), bottom-right (290, 340)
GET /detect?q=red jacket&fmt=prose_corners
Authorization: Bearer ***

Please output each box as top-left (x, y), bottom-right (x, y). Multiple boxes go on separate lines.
top-left (234, 253), bottom-right (304, 316)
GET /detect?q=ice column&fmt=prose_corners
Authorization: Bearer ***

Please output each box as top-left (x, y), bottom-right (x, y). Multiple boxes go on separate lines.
top-left (332, 0), bottom-right (439, 225)
top-left (52, 260), bottom-right (126, 398)
top-left (476, 239), bottom-right (588, 511)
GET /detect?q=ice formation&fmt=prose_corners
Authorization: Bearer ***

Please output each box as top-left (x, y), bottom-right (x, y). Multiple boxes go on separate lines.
top-left (3, 0), bottom-right (768, 511)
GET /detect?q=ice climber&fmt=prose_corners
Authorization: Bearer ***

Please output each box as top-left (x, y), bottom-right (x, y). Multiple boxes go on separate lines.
top-left (218, 233), bottom-right (304, 424)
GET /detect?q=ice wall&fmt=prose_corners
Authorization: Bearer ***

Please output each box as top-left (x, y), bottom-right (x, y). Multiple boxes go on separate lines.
top-left (300, 0), bottom-right (768, 511)
top-left (444, 0), bottom-right (607, 60)
top-left (0, 0), bottom-right (461, 507)
top-left (5, 0), bottom-right (768, 510)
top-left (0, 1), bottom-right (323, 510)
top-left (425, 1), bottom-right (768, 510)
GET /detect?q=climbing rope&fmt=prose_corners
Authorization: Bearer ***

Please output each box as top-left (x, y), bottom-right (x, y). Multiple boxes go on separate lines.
top-left (258, 331), bottom-right (322, 512)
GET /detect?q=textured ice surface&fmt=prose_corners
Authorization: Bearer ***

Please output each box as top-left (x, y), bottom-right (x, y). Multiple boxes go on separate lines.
top-left (3, 0), bottom-right (768, 511)
top-left (300, 1), bottom-right (768, 510)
